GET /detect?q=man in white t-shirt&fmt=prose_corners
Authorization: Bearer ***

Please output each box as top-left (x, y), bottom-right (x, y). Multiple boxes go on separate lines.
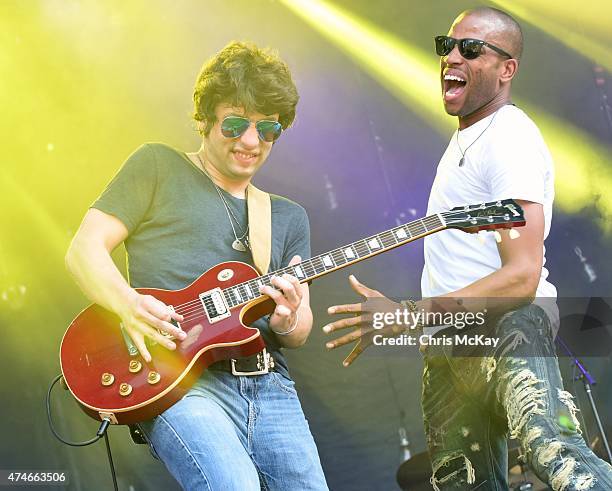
top-left (324, 7), bottom-right (612, 490)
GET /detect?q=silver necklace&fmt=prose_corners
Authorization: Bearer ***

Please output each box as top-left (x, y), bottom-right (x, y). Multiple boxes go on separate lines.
top-left (196, 154), bottom-right (250, 252)
top-left (456, 107), bottom-right (502, 167)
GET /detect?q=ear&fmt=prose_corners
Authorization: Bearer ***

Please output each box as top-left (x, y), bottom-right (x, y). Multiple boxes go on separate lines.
top-left (196, 120), bottom-right (207, 136)
top-left (500, 58), bottom-right (519, 83)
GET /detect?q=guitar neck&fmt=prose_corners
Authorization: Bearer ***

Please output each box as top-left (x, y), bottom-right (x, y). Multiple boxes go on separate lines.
top-left (221, 213), bottom-right (448, 309)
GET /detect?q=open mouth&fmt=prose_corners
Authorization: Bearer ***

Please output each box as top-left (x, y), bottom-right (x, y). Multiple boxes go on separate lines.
top-left (443, 74), bottom-right (467, 102)
top-left (232, 150), bottom-right (258, 165)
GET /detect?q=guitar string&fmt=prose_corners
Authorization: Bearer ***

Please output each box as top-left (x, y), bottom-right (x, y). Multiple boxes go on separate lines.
top-left (169, 207), bottom-right (515, 322)
top-left (166, 207), bottom-right (515, 319)
top-left (172, 213), bottom-right (450, 319)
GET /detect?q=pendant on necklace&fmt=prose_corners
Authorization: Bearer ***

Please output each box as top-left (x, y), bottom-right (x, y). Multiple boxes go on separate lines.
top-left (232, 238), bottom-right (247, 252)
top-left (459, 157), bottom-right (465, 167)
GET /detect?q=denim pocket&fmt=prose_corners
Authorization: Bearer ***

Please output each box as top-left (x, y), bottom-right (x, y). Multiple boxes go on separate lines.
top-left (270, 372), bottom-right (298, 396)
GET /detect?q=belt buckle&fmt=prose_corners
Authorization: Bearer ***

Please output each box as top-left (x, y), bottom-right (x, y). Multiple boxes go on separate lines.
top-left (230, 348), bottom-right (274, 376)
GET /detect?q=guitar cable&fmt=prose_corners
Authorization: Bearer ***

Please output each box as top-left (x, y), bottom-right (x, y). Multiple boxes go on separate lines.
top-left (46, 374), bottom-right (119, 491)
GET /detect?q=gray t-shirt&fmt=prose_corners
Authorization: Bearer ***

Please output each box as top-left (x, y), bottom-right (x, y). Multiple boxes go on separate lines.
top-left (92, 142), bottom-right (311, 376)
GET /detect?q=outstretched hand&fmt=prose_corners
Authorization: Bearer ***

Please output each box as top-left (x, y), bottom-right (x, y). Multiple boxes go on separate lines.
top-left (323, 275), bottom-right (405, 366)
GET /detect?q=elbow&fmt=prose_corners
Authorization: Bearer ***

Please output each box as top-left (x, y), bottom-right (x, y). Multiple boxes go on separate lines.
top-left (509, 264), bottom-right (540, 302)
top-left (65, 242), bottom-right (77, 273)
top-left (65, 237), bottom-right (86, 275)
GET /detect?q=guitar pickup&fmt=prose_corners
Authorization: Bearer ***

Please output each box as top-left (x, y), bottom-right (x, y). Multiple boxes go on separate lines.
top-left (200, 288), bottom-right (231, 324)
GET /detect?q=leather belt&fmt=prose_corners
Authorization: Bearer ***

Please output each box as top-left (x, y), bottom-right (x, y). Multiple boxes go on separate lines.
top-left (211, 348), bottom-right (276, 376)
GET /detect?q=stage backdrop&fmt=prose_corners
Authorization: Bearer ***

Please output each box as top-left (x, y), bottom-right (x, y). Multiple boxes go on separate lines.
top-left (1, 1), bottom-right (611, 489)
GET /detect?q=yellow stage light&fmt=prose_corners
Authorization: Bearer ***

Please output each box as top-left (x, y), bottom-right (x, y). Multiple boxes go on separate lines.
top-left (491, 0), bottom-right (612, 72)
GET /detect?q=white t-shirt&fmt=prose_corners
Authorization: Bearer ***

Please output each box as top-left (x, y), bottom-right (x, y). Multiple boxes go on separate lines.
top-left (421, 104), bottom-right (557, 301)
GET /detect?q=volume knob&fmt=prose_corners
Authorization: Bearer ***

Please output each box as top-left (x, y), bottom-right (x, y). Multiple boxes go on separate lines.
top-left (119, 383), bottom-right (132, 397)
top-left (101, 373), bottom-right (114, 386)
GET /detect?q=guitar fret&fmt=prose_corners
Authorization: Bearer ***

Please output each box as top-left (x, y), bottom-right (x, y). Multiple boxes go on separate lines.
top-left (302, 259), bottom-right (317, 277)
top-left (367, 237), bottom-right (382, 250)
top-left (235, 286), bottom-right (244, 303)
top-left (321, 254), bottom-right (335, 269)
top-left (354, 239), bottom-right (370, 257)
top-left (394, 226), bottom-right (409, 240)
top-left (343, 245), bottom-right (356, 259)
top-left (330, 249), bottom-right (347, 266)
top-left (311, 256), bottom-right (326, 274)
top-left (407, 220), bottom-right (426, 236)
top-left (380, 230), bottom-right (398, 248)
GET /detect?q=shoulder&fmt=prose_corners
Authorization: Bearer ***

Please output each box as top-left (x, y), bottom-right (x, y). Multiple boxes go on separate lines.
top-left (497, 105), bottom-right (545, 142)
top-left (124, 142), bottom-right (189, 175)
top-left (270, 194), bottom-right (308, 218)
top-left (137, 142), bottom-right (185, 162)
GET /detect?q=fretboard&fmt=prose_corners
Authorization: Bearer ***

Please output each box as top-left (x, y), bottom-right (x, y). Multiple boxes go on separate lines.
top-left (221, 213), bottom-right (447, 308)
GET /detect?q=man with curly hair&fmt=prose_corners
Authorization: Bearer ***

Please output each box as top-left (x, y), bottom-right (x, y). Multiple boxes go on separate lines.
top-left (65, 41), bottom-right (328, 490)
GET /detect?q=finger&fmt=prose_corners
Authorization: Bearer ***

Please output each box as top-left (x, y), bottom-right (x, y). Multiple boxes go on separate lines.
top-left (274, 275), bottom-right (301, 305)
top-left (125, 326), bottom-right (152, 362)
top-left (141, 311), bottom-right (186, 339)
top-left (143, 295), bottom-right (176, 321)
top-left (327, 303), bottom-right (362, 315)
top-left (343, 339), bottom-right (370, 367)
top-left (136, 322), bottom-right (177, 350)
top-left (327, 326), bottom-right (372, 349)
top-left (260, 284), bottom-right (284, 302)
top-left (282, 273), bottom-right (302, 295)
top-left (348, 275), bottom-right (381, 298)
top-left (169, 309), bottom-right (184, 322)
top-left (274, 304), bottom-right (292, 318)
top-left (288, 255), bottom-right (302, 266)
top-left (322, 315), bottom-right (364, 334)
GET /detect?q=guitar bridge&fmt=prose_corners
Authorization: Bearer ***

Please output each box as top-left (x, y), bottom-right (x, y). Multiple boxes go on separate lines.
top-left (199, 288), bottom-right (231, 324)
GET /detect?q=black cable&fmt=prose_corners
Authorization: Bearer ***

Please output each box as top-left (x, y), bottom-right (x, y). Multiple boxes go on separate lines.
top-left (46, 374), bottom-right (102, 446)
top-left (104, 432), bottom-right (119, 491)
top-left (47, 373), bottom-right (119, 490)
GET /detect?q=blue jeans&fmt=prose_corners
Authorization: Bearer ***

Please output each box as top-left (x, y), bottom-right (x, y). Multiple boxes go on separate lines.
top-left (139, 369), bottom-right (328, 491)
top-left (422, 304), bottom-right (612, 490)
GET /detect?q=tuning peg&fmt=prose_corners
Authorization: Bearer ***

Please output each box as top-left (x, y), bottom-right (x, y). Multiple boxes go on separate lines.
top-left (493, 231), bottom-right (502, 243)
top-left (509, 229), bottom-right (521, 240)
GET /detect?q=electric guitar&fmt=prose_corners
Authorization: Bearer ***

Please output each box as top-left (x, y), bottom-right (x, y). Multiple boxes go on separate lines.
top-left (60, 199), bottom-right (525, 424)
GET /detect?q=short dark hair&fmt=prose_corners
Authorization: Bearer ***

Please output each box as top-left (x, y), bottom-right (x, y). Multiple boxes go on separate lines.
top-left (193, 41), bottom-right (299, 136)
top-left (463, 7), bottom-right (523, 61)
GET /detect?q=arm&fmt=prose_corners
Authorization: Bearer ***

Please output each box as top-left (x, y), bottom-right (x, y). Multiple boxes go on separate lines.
top-left (325, 200), bottom-right (545, 365)
top-left (421, 199), bottom-right (544, 314)
top-left (65, 208), bottom-right (185, 362)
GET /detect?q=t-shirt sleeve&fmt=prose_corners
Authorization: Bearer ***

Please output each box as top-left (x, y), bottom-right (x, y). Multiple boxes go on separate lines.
top-left (92, 144), bottom-right (158, 234)
top-left (484, 124), bottom-right (549, 205)
top-left (280, 205), bottom-right (311, 268)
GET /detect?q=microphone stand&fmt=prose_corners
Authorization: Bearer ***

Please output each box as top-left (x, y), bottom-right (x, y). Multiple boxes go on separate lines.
top-left (556, 336), bottom-right (612, 463)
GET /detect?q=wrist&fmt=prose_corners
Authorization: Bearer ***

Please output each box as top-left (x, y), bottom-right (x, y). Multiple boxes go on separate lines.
top-left (400, 298), bottom-right (424, 331)
top-left (271, 311), bottom-right (299, 336)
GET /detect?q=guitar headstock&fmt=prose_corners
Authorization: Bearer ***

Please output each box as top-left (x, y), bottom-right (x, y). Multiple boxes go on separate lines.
top-left (444, 199), bottom-right (526, 233)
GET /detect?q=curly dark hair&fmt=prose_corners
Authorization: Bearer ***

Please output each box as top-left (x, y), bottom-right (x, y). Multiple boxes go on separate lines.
top-left (193, 41), bottom-right (299, 136)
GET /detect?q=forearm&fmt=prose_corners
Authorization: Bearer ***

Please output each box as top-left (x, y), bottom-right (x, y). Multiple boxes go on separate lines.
top-left (417, 263), bottom-right (539, 324)
top-left (65, 237), bottom-right (135, 316)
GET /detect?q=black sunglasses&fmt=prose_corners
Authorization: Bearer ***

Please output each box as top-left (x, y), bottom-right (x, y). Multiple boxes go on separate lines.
top-left (435, 35), bottom-right (513, 60)
top-left (220, 116), bottom-right (283, 143)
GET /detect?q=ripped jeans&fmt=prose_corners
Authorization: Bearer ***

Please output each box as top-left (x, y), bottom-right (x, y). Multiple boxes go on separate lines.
top-left (422, 304), bottom-right (612, 490)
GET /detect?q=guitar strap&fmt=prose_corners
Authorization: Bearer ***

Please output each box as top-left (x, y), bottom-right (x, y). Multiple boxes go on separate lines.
top-left (246, 183), bottom-right (272, 275)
